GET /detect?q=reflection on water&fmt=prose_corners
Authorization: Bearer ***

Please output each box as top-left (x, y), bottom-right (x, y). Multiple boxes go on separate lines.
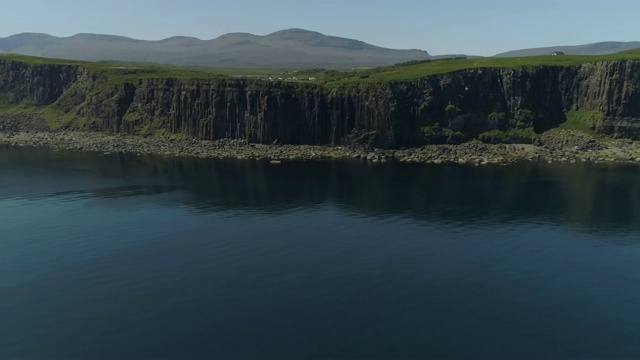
top-left (3, 145), bottom-right (639, 231)
top-left (2, 145), bottom-right (640, 359)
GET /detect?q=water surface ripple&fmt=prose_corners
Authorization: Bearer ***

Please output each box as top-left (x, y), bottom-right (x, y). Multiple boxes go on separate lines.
top-left (1, 146), bottom-right (640, 358)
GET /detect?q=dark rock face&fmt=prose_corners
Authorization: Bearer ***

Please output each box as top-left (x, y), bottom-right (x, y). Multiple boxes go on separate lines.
top-left (565, 61), bottom-right (640, 138)
top-left (0, 59), bottom-right (88, 105)
top-left (1, 58), bottom-right (640, 147)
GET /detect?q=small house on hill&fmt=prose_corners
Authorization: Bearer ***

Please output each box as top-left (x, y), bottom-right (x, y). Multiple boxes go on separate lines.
top-left (551, 51), bottom-right (565, 56)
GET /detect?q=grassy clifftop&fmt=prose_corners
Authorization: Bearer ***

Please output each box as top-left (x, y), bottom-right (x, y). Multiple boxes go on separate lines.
top-left (3, 50), bottom-right (640, 85)
top-left (331, 50), bottom-right (640, 83)
top-left (0, 54), bottom-right (228, 83)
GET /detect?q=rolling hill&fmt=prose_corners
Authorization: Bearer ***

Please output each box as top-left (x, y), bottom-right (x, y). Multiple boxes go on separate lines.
top-left (494, 41), bottom-right (640, 57)
top-left (0, 28), bottom-right (433, 68)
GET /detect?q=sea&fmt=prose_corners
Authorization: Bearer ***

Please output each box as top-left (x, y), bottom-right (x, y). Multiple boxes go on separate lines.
top-left (2, 145), bottom-right (640, 359)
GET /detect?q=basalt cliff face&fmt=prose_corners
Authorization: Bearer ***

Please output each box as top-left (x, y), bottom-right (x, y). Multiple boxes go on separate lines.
top-left (0, 60), bottom-right (89, 105)
top-left (1, 58), bottom-right (640, 147)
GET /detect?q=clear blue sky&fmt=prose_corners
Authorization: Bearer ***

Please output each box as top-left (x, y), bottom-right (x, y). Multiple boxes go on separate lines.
top-left (1, 0), bottom-right (639, 56)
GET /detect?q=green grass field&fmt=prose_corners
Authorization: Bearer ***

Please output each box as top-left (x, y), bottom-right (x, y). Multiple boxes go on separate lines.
top-left (2, 49), bottom-right (640, 84)
top-left (0, 54), bottom-right (292, 82)
top-left (331, 50), bottom-right (640, 83)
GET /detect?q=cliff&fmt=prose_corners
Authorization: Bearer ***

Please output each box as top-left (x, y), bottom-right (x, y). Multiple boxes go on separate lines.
top-left (1, 57), bottom-right (640, 147)
top-left (0, 59), bottom-right (89, 105)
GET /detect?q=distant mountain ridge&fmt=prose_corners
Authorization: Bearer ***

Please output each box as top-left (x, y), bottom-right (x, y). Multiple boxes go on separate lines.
top-left (0, 28), bottom-right (434, 68)
top-left (494, 41), bottom-right (640, 57)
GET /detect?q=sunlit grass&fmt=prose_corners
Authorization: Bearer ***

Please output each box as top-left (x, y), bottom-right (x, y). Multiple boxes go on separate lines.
top-left (3, 50), bottom-right (640, 85)
top-left (333, 52), bottom-right (640, 83)
top-left (0, 54), bottom-right (290, 82)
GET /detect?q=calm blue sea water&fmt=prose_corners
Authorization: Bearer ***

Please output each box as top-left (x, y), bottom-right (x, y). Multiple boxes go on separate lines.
top-left (2, 145), bottom-right (640, 359)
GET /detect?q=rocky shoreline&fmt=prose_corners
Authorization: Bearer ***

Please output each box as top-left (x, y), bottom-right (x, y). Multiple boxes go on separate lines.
top-left (1, 129), bottom-right (640, 165)
top-left (1, 109), bottom-right (639, 165)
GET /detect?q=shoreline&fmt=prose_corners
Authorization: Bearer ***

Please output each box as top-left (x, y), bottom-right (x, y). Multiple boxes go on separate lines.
top-left (1, 130), bottom-right (640, 165)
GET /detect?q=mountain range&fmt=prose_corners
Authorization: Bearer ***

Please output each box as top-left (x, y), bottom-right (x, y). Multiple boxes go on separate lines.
top-left (0, 28), bottom-right (436, 68)
top-left (1, 28), bottom-right (639, 68)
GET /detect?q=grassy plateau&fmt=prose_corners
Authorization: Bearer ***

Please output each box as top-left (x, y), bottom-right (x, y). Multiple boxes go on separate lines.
top-left (2, 49), bottom-right (640, 85)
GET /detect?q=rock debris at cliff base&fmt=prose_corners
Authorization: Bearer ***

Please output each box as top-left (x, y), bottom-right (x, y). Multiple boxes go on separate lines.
top-left (1, 130), bottom-right (639, 165)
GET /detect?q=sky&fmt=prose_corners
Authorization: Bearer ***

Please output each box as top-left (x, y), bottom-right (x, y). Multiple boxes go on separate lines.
top-left (1, 0), bottom-right (639, 56)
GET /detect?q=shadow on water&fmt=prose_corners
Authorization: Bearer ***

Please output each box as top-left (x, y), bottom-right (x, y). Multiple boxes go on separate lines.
top-left (2, 145), bottom-right (640, 232)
